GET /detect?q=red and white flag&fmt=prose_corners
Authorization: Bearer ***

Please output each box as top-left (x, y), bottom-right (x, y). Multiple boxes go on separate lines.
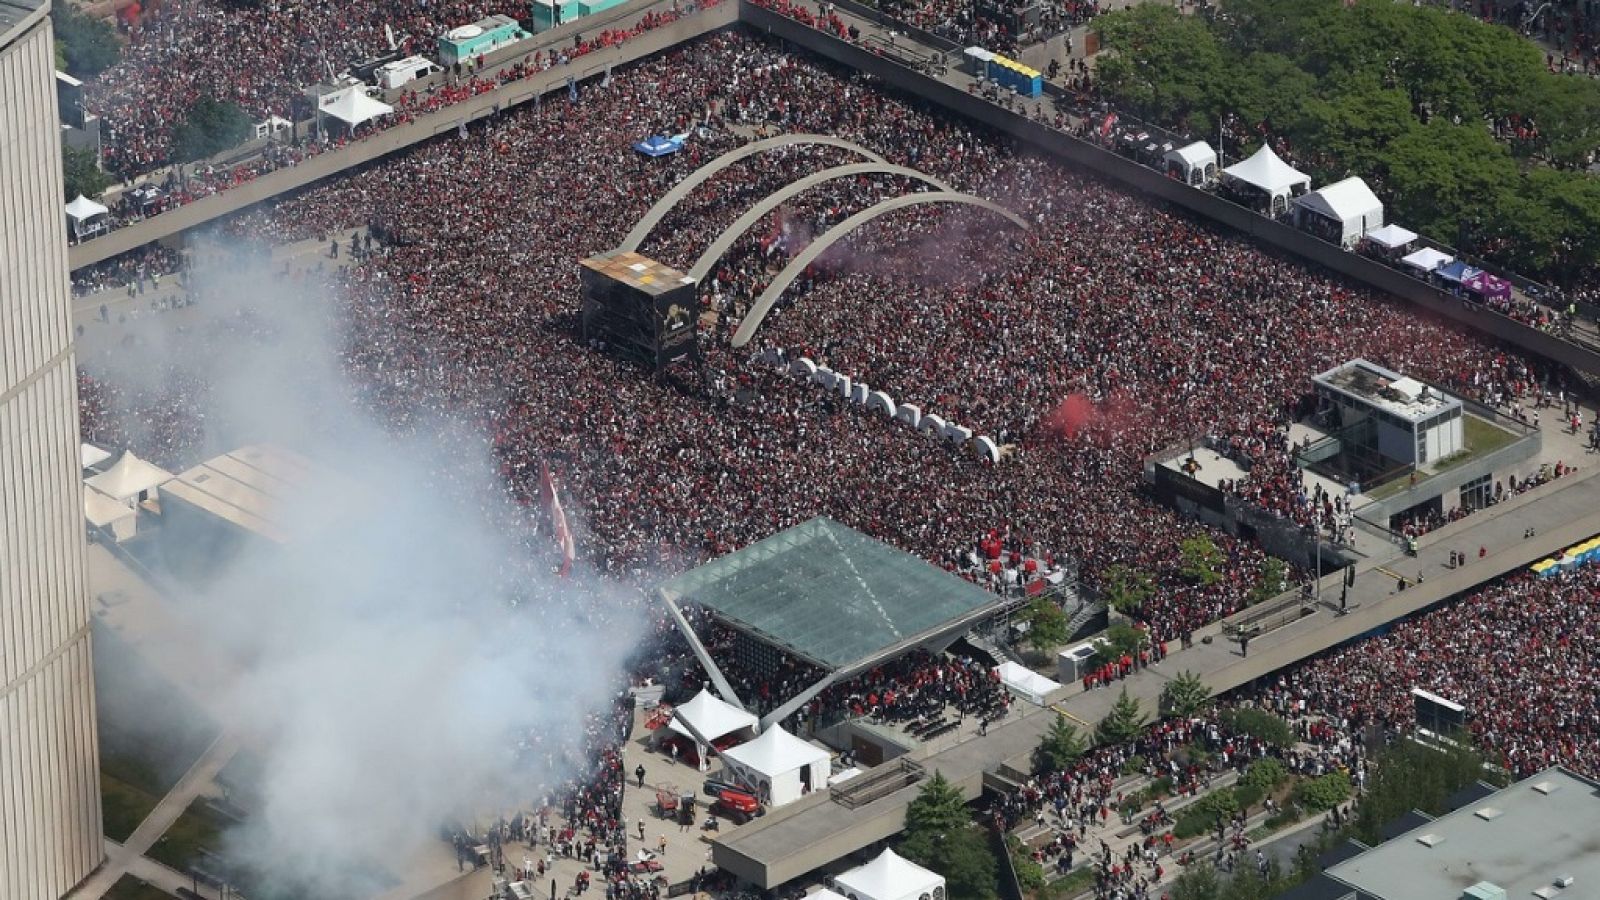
top-left (539, 460), bottom-right (577, 577)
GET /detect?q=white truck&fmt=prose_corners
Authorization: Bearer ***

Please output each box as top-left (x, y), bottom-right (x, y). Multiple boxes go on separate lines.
top-left (374, 55), bottom-right (440, 90)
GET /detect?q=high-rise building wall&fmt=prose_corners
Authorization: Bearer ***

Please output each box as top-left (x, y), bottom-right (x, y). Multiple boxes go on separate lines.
top-left (0, 2), bottom-right (106, 898)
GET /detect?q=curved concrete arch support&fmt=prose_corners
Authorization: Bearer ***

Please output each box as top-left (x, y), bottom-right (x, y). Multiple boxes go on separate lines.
top-left (617, 134), bottom-right (885, 253)
top-left (729, 192), bottom-right (1029, 348)
top-left (686, 162), bottom-right (951, 281)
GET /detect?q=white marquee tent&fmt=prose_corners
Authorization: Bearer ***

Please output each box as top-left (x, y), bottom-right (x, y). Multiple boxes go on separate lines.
top-left (667, 687), bottom-right (757, 748)
top-left (1164, 141), bottom-right (1218, 186)
top-left (85, 450), bottom-right (173, 503)
top-left (1293, 176), bottom-right (1384, 247)
top-left (84, 486), bottom-right (138, 541)
top-left (1363, 223), bottom-right (1418, 251)
top-left (994, 660), bottom-right (1062, 706)
top-left (719, 725), bottom-right (830, 807)
top-left (835, 848), bottom-right (945, 900)
top-left (1401, 247), bottom-right (1454, 275)
top-left (318, 87), bottom-right (394, 128)
top-left (1222, 143), bottom-right (1311, 214)
top-left (81, 442), bottom-right (112, 471)
top-left (65, 194), bottom-right (110, 239)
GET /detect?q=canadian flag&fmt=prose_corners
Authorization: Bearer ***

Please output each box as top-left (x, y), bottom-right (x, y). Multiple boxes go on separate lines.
top-left (539, 460), bottom-right (577, 577)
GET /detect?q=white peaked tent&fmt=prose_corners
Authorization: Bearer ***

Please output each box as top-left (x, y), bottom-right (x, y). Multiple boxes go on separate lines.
top-left (319, 87), bottom-right (394, 127)
top-left (668, 687), bottom-right (757, 746)
top-left (85, 450), bottom-right (173, 503)
top-left (1222, 143), bottom-right (1311, 214)
top-left (81, 442), bottom-right (112, 470)
top-left (1401, 247), bottom-right (1454, 275)
top-left (84, 486), bottom-right (138, 542)
top-left (994, 660), bottom-right (1062, 706)
top-left (1165, 141), bottom-right (1218, 186)
top-left (719, 725), bottom-right (830, 807)
top-left (835, 848), bottom-right (946, 900)
top-left (65, 194), bottom-right (110, 238)
top-left (1363, 223), bottom-right (1418, 251)
top-left (1293, 177), bottom-right (1384, 247)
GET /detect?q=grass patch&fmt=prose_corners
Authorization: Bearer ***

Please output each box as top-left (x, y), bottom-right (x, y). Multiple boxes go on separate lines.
top-left (104, 876), bottom-right (173, 900)
top-left (1430, 415), bottom-right (1519, 473)
top-left (101, 768), bottom-right (162, 842)
top-left (147, 798), bottom-right (229, 875)
top-left (1044, 865), bottom-right (1097, 898)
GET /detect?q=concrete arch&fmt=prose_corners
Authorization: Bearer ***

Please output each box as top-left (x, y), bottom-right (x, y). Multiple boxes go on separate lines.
top-left (730, 192), bottom-right (1029, 348)
top-left (687, 163), bottom-right (951, 281)
top-left (617, 134), bottom-right (886, 253)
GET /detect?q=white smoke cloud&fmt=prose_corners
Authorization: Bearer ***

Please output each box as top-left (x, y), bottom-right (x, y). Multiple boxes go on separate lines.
top-left (82, 237), bottom-right (644, 897)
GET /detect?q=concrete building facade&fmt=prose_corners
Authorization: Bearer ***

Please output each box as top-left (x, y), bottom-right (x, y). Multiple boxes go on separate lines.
top-left (1, 2), bottom-right (106, 898)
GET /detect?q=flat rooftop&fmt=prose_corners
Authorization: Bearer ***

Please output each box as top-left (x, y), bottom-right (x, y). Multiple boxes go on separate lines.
top-left (160, 445), bottom-right (323, 543)
top-left (581, 250), bottom-right (696, 297)
top-left (1315, 358), bottom-right (1460, 424)
top-left (659, 517), bottom-right (1002, 672)
top-left (1, 0), bottom-right (45, 47)
top-left (1326, 767), bottom-right (1600, 900)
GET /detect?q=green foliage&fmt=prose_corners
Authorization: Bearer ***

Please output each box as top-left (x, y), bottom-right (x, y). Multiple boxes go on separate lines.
top-left (1121, 753), bottom-right (1147, 776)
top-left (900, 824), bottom-right (998, 900)
top-left (1106, 621), bottom-right (1149, 656)
top-left (1179, 534), bottom-right (1225, 586)
top-left (1007, 835), bottom-right (1047, 890)
top-left (1232, 782), bottom-right (1265, 812)
top-left (1096, 688), bottom-right (1149, 744)
top-left (1101, 564), bottom-right (1154, 614)
top-left (1196, 787), bottom-right (1241, 822)
top-left (905, 771), bottom-right (969, 837)
top-left (1220, 707), bottom-right (1294, 749)
top-left (1295, 771), bottom-right (1352, 811)
top-left (1247, 557), bottom-right (1288, 606)
top-left (52, 4), bottom-right (121, 80)
top-left (1172, 806), bottom-right (1216, 839)
top-left (1092, 0), bottom-right (1600, 285)
top-left (1161, 670), bottom-right (1212, 717)
top-left (1170, 864), bottom-right (1224, 900)
top-left (171, 97), bottom-right (253, 163)
top-left (1025, 596), bottom-right (1071, 654)
top-left (1351, 739), bottom-right (1497, 844)
top-left (1240, 757), bottom-right (1289, 792)
top-left (62, 145), bottom-right (111, 201)
top-left (1035, 717), bottom-right (1088, 774)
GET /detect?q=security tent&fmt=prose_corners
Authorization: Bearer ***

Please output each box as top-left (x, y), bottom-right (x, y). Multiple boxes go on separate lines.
top-left (719, 725), bottom-right (830, 807)
top-left (994, 660), bottom-right (1061, 706)
top-left (1222, 143), bottom-right (1311, 215)
top-left (65, 194), bottom-right (110, 240)
top-left (1164, 141), bottom-right (1218, 186)
top-left (1401, 247), bottom-right (1454, 275)
top-left (1293, 177), bottom-right (1383, 247)
top-left (318, 87), bottom-right (394, 129)
top-left (1363, 223), bottom-right (1418, 251)
top-left (86, 450), bottom-right (173, 503)
top-left (667, 687), bottom-right (757, 747)
top-left (835, 848), bottom-right (945, 900)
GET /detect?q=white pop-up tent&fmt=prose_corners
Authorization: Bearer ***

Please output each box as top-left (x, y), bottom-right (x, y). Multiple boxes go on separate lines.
top-left (318, 86), bottom-right (394, 128)
top-left (1400, 247), bottom-right (1454, 275)
top-left (835, 848), bottom-right (945, 900)
top-left (84, 486), bottom-right (138, 542)
top-left (1363, 223), bottom-right (1418, 251)
top-left (85, 450), bottom-right (173, 503)
top-left (1164, 141), bottom-right (1218, 186)
top-left (1222, 143), bottom-right (1311, 215)
top-left (65, 194), bottom-right (110, 240)
top-left (994, 660), bottom-right (1062, 706)
top-left (1293, 176), bottom-right (1383, 247)
top-left (81, 442), bottom-right (112, 471)
top-left (667, 687), bottom-right (757, 749)
top-left (719, 725), bottom-right (830, 807)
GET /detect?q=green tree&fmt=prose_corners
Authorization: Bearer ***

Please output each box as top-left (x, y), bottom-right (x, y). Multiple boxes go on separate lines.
top-left (1351, 738), bottom-right (1498, 844)
top-left (1247, 556), bottom-right (1289, 607)
top-left (1240, 757), bottom-right (1288, 792)
top-left (62, 145), bottom-right (110, 201)
top-left (171, 98), bottom-right (254, 164)
top-left (1024, 597), bottom-right (1070, 656)
top-left (1179, 534), bottom-right (1224, 586)
top-left (1295, 771), bottom-right (1352, 811)
top-left (52, 4), bottom-right (121, 80)
top-left (901, 825), bottom-right (997, 899)
top-left (1096, 688), bottom-right (1149, 744)
top-left (1101, 564), bottom-right (1154, 615)
top-left (1220, 707), bottom-right (1294, 749)
top-left (905, 771), bottom-right (969, 838)
top-left (1170, 865), bottom-right (1223, 900)
top-left (1160, 670), bottom-right (1212, 717)
top-left (1035, 717), bottom-right (1087, 774)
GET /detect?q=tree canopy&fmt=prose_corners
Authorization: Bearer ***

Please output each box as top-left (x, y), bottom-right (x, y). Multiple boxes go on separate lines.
top-left (62, 145), bottom-right (111, 201)
top-left (52, 4), bottom-right (121, 81)
top-left (900, 773), bottom-right (997, 899)
top-left (1093, 0), bottom-right (1600, 285)
top-left (1035, 716), bottom-right (1088, 773)
top-left (1096, 688), bottom-right (1149, 744)
top-left (1024, 596), bottom-right (1071, 655)
top-left (171, 98), bottom-right (254, 164)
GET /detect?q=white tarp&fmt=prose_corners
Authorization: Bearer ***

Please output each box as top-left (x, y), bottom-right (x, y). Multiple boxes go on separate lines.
top-left (85, 450), bottom-right (173, 502)
top-left (720, 726), bottom-right (830, 807)
top-left (994, 660), bottom-right (1062, 706)
top-left (1401, 247), bottom-right (1454, 274)
top-left (1222, 143), bottom-right (1311, 205)
top-left (319, 87), bottom-right (395, 126)
top-left (1364, 223), bottom-right (1418, 250)
top-left (81, 443), bottom-right (112, 470)
top-left (810, 891), bottom-right (851, 900)
top-left (667, 687), bottom-right (757, 745)
top-left (1293, 177), bottom-right (1383, 247)
top-left (835, 848), bottom-right (945, 900)
top-left (65, 194), bottom-right (110, 222)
